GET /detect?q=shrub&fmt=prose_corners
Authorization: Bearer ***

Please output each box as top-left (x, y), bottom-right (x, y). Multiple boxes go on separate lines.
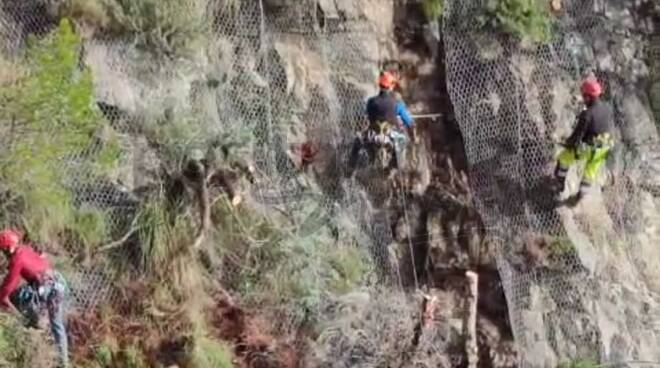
top-left (133, 189), bottom-right (203, 294)
top-left (547, 236), bottom-right (574, 255)
top-left (114, 345), bottom-right (149, 368)
top-left (213, 197), bottom-right (373, 327)
top-left (477, 0), bottom-right (553, 44)
top-left (0, 315), bottom-right (57, 367)
top-left (59, 0), bottom-right (212, 58)
top-left (421, 0), bottom-right (444, 22)
top-left (0, 18), bottom-right (118, 247)
top-left (557, 360), bottom-right (601, 368)
top-left (192, 337), bottom-right (234, 368)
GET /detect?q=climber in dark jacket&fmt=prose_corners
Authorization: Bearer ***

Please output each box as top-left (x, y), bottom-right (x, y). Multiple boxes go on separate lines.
top-left (365, 72), bottom-right (414, 131)
top-left (346, 71), bottom-right (415, 177)
top-left (554, 76), bottom-right (614, 203)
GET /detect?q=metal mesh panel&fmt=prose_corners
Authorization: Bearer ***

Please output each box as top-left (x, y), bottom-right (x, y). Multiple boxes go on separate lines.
top-left (4, 0), bottom-right (658, 365)
top-left (444, 0), bottom-right (660, 366)
top-left (0, 0), bottom-right (408, 324)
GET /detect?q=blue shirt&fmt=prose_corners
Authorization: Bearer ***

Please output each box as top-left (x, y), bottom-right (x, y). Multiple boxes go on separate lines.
top-left (395, 100), bottom-right (414, 128)
top-left (365, 91), bottom-right (414, 128)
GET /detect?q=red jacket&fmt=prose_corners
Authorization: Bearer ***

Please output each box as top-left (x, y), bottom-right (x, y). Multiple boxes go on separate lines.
top-left (0, 245), bottom-right (51, 309)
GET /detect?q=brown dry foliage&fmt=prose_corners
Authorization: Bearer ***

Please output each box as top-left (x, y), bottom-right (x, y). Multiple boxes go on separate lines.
top-left (67, 279), bottom-right (196, 367)
top-left (208, 297), bottom-right (301, 368)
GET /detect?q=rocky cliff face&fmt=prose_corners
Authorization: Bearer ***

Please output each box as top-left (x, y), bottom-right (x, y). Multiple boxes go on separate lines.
top-left (444, 0), bottom-right (660, 366)
top-left (4, 0), bottom-right (658, 366)
top-left (75, 0), bottom-right (514, 365)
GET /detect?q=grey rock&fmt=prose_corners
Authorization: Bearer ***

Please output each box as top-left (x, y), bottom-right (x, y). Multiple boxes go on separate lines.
top-left (617, 88), bottom-right (658, 145)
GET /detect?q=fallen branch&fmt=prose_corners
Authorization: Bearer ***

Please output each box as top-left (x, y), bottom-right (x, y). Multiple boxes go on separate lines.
top-left (97, 227), bottom-right (140, 253)
top-left (465, 270), bottom-right (479, 368)
top-left (97, 216), bottom-right (141, 253)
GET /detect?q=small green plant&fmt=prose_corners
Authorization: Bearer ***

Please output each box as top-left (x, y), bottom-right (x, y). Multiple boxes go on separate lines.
top-left (94, 343), bottom-right (114, 367)
top-left (114, 345), bottom-right (149, 368)
top-left (192, 337), bottom-right (234, 368)
top-left (421, 0), bottom-right (444, 22)
top-left (557, 360), bottom-right (602, 368)
top-left (547, 236), bottom-right (574, 255)
top-left (477, 0), bottom-right (553, 44)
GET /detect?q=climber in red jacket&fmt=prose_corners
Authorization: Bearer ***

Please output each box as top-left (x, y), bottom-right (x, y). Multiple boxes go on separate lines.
top-left (0, 229), bottom-right (69, 367)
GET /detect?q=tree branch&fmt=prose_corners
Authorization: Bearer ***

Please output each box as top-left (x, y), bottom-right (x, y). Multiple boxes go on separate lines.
top-left (97, 226), bottom-right (140, 253)
top-left (97, 215), bottom-right (141, 253)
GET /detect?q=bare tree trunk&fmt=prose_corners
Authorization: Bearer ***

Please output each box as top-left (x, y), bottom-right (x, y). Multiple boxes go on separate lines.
top-left (465, 270), bottom-right (479, 368)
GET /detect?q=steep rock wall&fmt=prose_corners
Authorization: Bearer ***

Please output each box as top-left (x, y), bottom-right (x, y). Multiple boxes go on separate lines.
top-left (444, 0), bottom-right (660, 366)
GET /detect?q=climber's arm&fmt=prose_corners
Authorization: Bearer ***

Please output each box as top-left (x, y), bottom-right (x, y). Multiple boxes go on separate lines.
top-left (566, 110), bottom-right (588, 147)
top-left (396, 101), bottom-right (414, 128)
top-left (0, 258), bottom-right (23, 314)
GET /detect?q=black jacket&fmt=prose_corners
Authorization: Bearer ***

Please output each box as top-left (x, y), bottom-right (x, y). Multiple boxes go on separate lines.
top-left (566, 99), bottom-right (613, 147)
top-left (366, 91), bottom-right (399, 127)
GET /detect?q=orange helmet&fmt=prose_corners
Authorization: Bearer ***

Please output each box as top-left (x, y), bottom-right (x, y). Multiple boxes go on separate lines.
top-left (0, 229), bottom-right (20, 250)
top-left (581, 77), bottom-right (603, 98)
top-left (378, 71), bottom-right (398, 89)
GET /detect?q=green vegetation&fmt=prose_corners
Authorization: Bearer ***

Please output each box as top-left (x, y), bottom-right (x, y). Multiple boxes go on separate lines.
top-left (421, 0), bottom-right (444, 22)
top-left (0, 315), bottom-right (55, 367)
top-left (0, 18), bottom-right (118, 247)
top-left (192, 337), bottom-right (234, 368)
top-left (214, 198), bottom-right (373, 324)
top-left (547, 236), bottom-right (574, 255)
top-left (478, 0), bottom-right (553, 44)
top-left (111, 345), bottom-right (149, 368)
top-left (59, 0), bottom-right (211, 58)
top-left (557, 360), bottom-right (602, 368)
top-left (0, 317), bottom-right (30, 367)
top-left (0, 5), bottom-right (370, 368)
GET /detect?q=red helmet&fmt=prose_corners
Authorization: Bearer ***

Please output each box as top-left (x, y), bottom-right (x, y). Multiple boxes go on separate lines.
top-left (0, 229), bottom-right (20, 250)
top-left (581, 77), bottom-right (603, 98)
top-left (378, 71), bottom-right (398, 89)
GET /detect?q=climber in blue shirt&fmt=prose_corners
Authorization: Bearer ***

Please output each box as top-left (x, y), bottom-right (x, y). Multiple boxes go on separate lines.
top-left (365, 71), bottom-right (415, 132)
top-left (346, 71), bottom-right (415, 177)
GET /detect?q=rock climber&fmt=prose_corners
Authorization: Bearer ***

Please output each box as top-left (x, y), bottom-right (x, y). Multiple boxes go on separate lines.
top-left (346, 70), bottom-right (415, 176)
top-left (553, 76), bottom-right (614, 205)
top-left (0, 229), bottom-right (69, 368)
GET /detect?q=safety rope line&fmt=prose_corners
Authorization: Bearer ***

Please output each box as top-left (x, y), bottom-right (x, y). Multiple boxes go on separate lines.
top-left (411, 113), bottom-right (444, 119)
top-left (396, 145), bottom-right (419, 291)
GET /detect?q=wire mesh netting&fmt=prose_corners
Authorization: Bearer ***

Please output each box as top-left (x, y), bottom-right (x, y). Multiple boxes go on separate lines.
top-left (2, 0), bottom-right (659, 366)
top-left (0, 0), bottom-right (417, 334)
top-left (443, 0), bottom-right (660, 366)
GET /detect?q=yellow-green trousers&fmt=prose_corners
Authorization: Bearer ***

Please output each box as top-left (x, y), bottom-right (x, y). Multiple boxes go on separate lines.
top-left (555, 135), bottom-right (612, 194)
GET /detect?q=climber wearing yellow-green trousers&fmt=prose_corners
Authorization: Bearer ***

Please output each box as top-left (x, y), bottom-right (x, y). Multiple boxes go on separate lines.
top-left (554, 76), bottom-right (614, 203)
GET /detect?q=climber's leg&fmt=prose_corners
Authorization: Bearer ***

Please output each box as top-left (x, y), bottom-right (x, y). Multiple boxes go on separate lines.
top-left (390, 144), bottom-right (399, 170)
top-left (346, 135), bottom-right (364, 178)
top-left (10, 284), bottom-right (41, 329)
top-left (554, 146), bottom-right (578, 192)
top-left (389, 130), bottom-right (406, 170)
top-left (580, 145), bottom-right (610, 196)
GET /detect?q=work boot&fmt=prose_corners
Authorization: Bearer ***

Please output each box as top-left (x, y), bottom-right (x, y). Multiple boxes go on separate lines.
top-left (563, 182), bottom-right (591, 207)
top-left (551, 164), bottom-right (568, 194)
top-left (549, 175), bottom-right (566, 196)
top-left (562, 190), bottom-right (586, 208)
